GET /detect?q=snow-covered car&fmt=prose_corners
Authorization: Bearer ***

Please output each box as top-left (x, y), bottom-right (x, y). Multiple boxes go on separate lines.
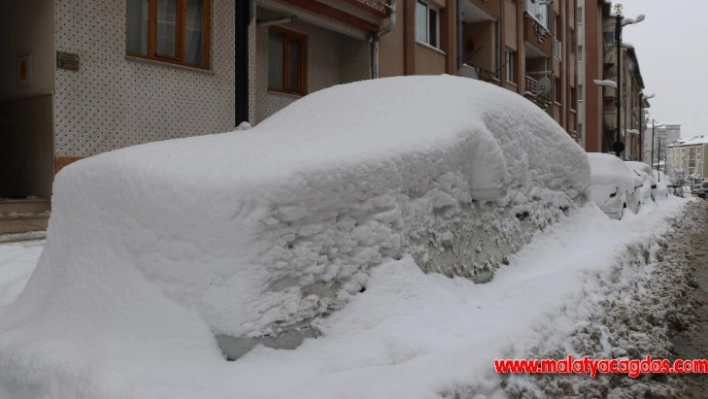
top-left (588, 153), bottom-right (642, 219)
top-left (693, 181), bottom-right (708, 199)
top-left (625, 161), bottom-right (657, 204)
top-left (0, 76), bottom-right (590, 368)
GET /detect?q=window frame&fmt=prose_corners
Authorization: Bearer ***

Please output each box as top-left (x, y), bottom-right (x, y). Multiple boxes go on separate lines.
top-left (267, 26), bottom-right (308, 96)
top-left (126, 0), bottom-right (211, 69)
top-left (415, 0), bottom-right (440, 48)
top-left (505, 49), bottom-right (515, 83)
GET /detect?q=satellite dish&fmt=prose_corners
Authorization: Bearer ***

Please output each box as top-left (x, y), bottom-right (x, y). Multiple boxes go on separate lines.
top-left (456, 65), bottom-right (479, 80)
top-left (536, 77), bottom-right (551, 97)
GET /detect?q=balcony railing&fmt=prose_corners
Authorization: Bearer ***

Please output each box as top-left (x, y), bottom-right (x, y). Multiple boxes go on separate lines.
top-left (525, 75), bottom-right (550, 100)
top-left (469, 63), bottom-right (499, 83)
top-left (351, 0), bottom-right (390, 14)
top-left (524, 75), bottom-right (551, 110)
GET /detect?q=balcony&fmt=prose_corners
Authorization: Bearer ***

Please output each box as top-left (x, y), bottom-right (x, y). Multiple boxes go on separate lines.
top-left (458, 63), bottom-right (499, 84)
top-left (350, 0), bottom-right (390, 16)
top-left (524, 75), bottom-right (551, 110)
top-left (524, 15), bottom-right (552, 57)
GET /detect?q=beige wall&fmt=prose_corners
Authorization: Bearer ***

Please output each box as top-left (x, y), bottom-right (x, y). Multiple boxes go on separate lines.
top-left (255, 19), bottom-right (370, 122)
top-left (379, 7), bottom-right (406, 78)
top-left (54, 0), bottom-right (236, 158)
top-left (415, 44), bottom-right (447, 75)
top-left (504, 1), bottom-right (517, 51)
top-left (463, 22), bottom-right (495, 72)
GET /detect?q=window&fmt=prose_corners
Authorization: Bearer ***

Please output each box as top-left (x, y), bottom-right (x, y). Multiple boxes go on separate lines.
top-left (577, 6), bottom-right (584, 24)
top-left (578, 45), bottom-right (583, 62)
top-left (505, 49), bottom-right (515, 83)
top-left (527, 0), bottom-right (549, 29)
top-left (416, 1), bottom-right (439, 48)
top-left (578, 84), bottom-right (584, 101)
top-left (268, 27), bottom-right (307, 95)
top-left (603, 31), bottom-right (615, 47)
top-left (127, 0), bottom-right (210, 68)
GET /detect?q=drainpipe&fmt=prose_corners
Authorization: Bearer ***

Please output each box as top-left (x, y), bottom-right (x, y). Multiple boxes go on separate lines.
top-left (457, 0), bottom-right (463, 69)
top-left (236, 0), bottom-right (252, 126)
top-left (370, 1), bottom-right (397, 79)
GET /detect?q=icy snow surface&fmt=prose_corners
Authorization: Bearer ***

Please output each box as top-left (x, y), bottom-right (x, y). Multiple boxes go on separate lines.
top-left (1, 75), bottom-right (588, 340)
top-left (0, 199), bottom-right (689, 398)
top-left (0, 75), bottom-right (595, 397)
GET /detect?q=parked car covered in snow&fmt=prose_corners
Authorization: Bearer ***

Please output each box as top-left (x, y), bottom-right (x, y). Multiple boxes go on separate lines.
top-left (652, 170), bottom-right (671, 199)
top-left (625, 161), bottom-right (657, 204)
top-left (692, 180), bottom-right (708, 199)
top-left (1, 76), bottom-right (590, 364)
top-left (588, 153), bottom-right (642, 219)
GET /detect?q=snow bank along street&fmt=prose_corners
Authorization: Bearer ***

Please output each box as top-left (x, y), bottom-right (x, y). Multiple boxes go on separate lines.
top-left (0, 76), bottom-right (697, 398)
top-left (0, 194), bottom-right (693, 398)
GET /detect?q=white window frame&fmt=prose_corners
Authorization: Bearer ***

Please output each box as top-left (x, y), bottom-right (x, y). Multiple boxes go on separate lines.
top-left (505, 49), bottom-right (515, 83)
top-left (526, 0), bottom-right (550, 29)
top-left (577, 6), bottom-right (584, 24)
top-left (416, 0), bottom-right (440, 48)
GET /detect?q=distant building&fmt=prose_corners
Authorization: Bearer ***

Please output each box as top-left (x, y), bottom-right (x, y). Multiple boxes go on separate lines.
top-left (667, 135), bottom-right (707, 182)
top-left (646, 124), bottom-right (681, 169)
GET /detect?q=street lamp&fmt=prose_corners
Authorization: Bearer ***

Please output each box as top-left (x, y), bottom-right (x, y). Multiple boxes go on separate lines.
top-left (639, 93), bottom-right (654, 162)
top-left (612, 5), bottom-right (645, 158)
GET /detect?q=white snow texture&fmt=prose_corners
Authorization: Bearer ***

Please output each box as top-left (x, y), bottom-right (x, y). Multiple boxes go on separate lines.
top-left (0, 76), bottom-right (589, 397)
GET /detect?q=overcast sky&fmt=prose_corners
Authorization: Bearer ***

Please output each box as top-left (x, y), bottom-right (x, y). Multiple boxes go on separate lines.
top-left (615, 1), bottom-right (705, 138)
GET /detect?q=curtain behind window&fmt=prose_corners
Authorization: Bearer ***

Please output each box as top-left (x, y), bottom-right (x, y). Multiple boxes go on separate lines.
top-left (157, 0), bottom-right (177, 58)
top-left (186, 0), bottom-right (204, 65)
top-left (127, 0), bottom-right (149, 54)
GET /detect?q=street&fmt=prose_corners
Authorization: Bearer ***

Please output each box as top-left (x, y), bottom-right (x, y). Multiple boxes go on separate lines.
top-left (502, 199), bottom-right (708, 398)
top-left (673, 200), bottom-right (708, 397)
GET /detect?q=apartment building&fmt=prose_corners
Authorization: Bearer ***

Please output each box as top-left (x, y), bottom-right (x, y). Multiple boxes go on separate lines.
top-left (648, 123), bottom-right (681, 169)
top-left (579, 0), bottom-right (648, 158)
top-left (600, 45), bottom-right (645, 160)
top-left (577, 0), bottom-right (611, 152)
top-left (667, 136), bottom-right (708, 182)
top-left (376, 0), bottom-right (578, 135)
top-left (1, 0), bottom-right (578, 209)
top-left (0, 0), bottom-right (393, 201)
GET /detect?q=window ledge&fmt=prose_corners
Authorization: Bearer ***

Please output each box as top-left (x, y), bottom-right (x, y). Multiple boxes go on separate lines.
top-left (416, 41), bottom-right (446, 56)
top-left (268, 90), bottom-right (304, 99)
top-left (506, 81), bottom-right (518, 88)
top-left (125, 55), bottom-right (215, 75)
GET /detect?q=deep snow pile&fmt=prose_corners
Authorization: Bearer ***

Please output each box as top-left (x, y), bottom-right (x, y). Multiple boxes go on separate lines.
top-left (0, 241), bottom-right (42, 309)
top-left (1, 76), bottom-right (588, 346)
top-left (503, 199), bottom-right (701, 398)
top-left (0, 198), bottom-right (689, 399)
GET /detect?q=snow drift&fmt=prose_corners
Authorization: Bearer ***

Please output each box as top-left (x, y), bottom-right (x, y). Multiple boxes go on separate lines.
top-left (0, 76), bottom-right (589, 389)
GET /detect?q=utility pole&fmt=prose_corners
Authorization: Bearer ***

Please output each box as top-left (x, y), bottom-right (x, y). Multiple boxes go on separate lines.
top-left (651, 119), bottom-right (656, 170)
top-left (657, 137), bottom-right (661, 172)
top-left (613, 11), bottom-right (623, 158)
top-left (638, 93), bottom-right (643, 162)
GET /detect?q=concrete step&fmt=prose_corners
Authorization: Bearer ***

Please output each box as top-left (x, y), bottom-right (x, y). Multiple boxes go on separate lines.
top-left (0, 230), bottom-right (46, 244)
top-left (0, 198), bottom-right (50, 235)
top-left (0, 198), bottom-right (50, 216)
top-left (0, 214), bottom-right (49, 235)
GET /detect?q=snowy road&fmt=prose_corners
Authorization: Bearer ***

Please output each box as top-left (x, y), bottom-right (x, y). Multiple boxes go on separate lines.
top-left (672, 200), bottom-right (708, 398)
top-left (0, 198), bottom-right (697, 398)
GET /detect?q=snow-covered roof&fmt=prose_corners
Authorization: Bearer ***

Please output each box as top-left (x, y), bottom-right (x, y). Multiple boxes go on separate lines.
top-left (677, 135), bottom-right (708, 146)
top-left (587, 153), bottom-right (636, 189)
